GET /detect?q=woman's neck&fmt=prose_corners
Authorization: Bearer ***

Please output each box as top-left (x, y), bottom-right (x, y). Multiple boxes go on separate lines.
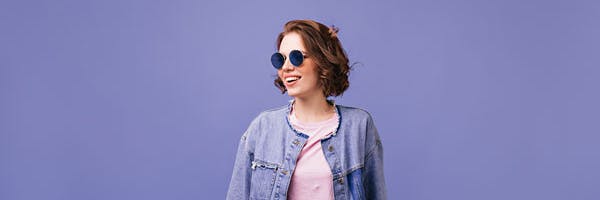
top-left (292, 96), bottom-right (335, 123)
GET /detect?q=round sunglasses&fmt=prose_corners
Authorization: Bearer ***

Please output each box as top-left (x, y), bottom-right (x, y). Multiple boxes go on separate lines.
top-left (271, 50), bottom-right (306, 69)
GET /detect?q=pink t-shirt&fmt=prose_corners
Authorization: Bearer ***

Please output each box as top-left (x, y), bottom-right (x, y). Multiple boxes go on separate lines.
top-left (287, 107), bottom-right (338, 200)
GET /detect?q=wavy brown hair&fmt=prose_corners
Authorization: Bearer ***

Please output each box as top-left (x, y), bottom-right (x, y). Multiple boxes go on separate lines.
top-left (274, 19), bottom-right (351, 97)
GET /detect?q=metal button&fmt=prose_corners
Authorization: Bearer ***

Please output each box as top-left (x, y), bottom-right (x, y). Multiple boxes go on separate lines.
top-left (338, 177), bottom-right (344, 184)
top-left (281, 170), bottom-right (288, 175)
top-left (328, 145), bottom-right (334, 152)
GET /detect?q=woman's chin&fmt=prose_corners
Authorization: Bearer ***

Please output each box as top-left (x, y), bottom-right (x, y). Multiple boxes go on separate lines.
top-left (286, 90), bottom-right (299, 97)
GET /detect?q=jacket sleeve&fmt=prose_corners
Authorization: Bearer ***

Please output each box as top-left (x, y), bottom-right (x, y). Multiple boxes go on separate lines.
top-left (363, 115), bottom-right (387, 199)
top-left (226, 130), bottom-right (253, 200)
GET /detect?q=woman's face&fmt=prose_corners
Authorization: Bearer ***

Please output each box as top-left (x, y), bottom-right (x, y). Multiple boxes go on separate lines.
top-left (277, 32), bottom-right (323, 99)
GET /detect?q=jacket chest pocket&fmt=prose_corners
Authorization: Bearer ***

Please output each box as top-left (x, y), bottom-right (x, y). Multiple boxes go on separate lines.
top-left (249, 159), bottom-right (279, 200)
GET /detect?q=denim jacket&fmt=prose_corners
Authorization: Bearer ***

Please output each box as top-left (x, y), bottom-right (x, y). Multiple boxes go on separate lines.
top-left (226, 100), bottom-right (387, 200)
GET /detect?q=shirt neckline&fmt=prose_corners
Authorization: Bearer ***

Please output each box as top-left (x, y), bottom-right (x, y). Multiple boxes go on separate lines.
top-left (289, 106), bottom-right (338, 129)
top-left (285, 99), bottom-right (342, 139)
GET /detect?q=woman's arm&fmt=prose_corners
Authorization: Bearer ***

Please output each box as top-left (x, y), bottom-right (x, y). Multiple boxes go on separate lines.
top-left (363, 115), bottom-right (387, 199)
top-left (226, 132), bottom-right (253, 200)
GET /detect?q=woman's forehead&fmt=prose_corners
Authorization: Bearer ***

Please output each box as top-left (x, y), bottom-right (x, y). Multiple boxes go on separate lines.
top-left (279, 33), bottom-right (306, 53)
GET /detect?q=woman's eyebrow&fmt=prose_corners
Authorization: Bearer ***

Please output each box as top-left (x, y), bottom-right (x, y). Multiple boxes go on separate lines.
top-left (278, 49), bottom-right (307, 54)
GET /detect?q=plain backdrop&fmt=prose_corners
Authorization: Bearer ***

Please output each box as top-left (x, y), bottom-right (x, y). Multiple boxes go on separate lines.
top-left (1, 0), bottom-right (599, 199)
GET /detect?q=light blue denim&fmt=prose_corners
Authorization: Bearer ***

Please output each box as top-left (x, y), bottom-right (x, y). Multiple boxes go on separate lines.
top-left (226, 100), bottom-right (387, 200)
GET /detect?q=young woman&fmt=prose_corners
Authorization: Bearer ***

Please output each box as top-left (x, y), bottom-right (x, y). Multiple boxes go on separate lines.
top-left (226, 19), bottom-right (386, 200)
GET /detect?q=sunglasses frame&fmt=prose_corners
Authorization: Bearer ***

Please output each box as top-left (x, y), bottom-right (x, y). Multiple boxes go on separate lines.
top-left (271, 50), bottom-right (307, 69)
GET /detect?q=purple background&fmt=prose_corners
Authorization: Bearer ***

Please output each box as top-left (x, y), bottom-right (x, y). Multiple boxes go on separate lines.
top-left (2, 0), bottom-right (599, 199)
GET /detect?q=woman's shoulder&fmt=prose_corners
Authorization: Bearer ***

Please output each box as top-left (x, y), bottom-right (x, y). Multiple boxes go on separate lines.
top-left (261, 104), bottom-right (288, 114)
top-left (244, 104), bottom-right (288, 129)
top-left (336, 104), bottom-right (374, 121)
top-left (248, 102), bottom-right (376, 126)
top-left (255, 104), bottom-right (288, 120)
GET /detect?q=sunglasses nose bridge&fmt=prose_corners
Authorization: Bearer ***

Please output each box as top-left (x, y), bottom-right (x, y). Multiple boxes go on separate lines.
top-left (281, 56), bottom-right (295, 70)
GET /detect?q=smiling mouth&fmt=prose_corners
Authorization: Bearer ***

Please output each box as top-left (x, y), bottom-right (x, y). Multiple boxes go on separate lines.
top-left (285, 76), bottom-right (301, 84)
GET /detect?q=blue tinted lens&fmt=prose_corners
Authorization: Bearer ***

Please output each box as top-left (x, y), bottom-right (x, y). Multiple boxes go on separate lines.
top-left (289, 50), bottom-right (304, 66)
top-left (271, 53), bottom-right (284, 69)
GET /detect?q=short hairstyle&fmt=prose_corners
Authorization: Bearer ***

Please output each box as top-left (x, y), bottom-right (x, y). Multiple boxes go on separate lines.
top-left (274, 19), bottom-right (351, 97)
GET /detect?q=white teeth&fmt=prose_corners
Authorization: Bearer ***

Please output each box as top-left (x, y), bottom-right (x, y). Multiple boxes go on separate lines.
top-left (285, 77), bottom-right (300, 82)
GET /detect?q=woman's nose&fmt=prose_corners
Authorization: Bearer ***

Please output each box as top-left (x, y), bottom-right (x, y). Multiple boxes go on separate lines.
top-left (281, 59), bottom-right (295, 71)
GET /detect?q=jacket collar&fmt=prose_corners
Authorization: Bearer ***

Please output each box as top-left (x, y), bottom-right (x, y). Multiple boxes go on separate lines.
top-left (284, 99), bottom-right (342, 139)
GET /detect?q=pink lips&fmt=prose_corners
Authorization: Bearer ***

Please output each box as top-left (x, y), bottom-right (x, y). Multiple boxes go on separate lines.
top-left (285, 79), bottom-right (298, 87)
top-left (283, 74), bottom-right (301, 87)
